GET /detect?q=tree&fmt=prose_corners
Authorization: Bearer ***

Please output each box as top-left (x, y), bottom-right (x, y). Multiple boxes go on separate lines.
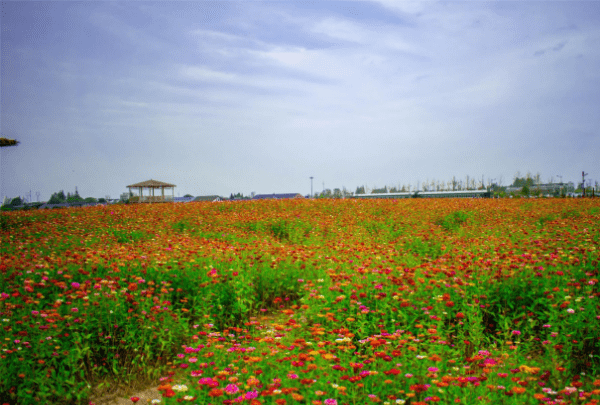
top-left (371, 186), bottom-right (388, 194)
top-left (67, 193), bottom-right (84, 203)
top-left (0, 137), bottom-right (19, 147)
top-left (84, 197), bottom-right (97, 203)
top-left (48, 191), bottom-right (66, 204)
top-left (355, 186), bottom-right (365, 195)
top-left (10, 196), bottom-right (23, 206)
top-left (183, 194), bottom-right (193, 198)
top-left (98, 198), bottom-right (107, 203)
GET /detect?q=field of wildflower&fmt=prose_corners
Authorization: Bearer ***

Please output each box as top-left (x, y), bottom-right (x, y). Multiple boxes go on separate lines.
top-left (1, 198), bottom-right (599, 405)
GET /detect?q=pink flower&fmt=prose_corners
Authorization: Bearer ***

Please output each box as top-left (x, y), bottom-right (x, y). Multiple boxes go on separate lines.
top-left (225, 384), bottom-right (240, 394)
top-left (324, 399), bottom-right (338, 405)
top-left (188, 357), bottom-right (198, 363)
top-left (244, 391), bottom-right (258, 400)
top-left (71, 282), bottom-right (80, 288)
top-left (511, 330), bottom-right (521, 335)
top-left (71, 307), bottom-right (79, 313)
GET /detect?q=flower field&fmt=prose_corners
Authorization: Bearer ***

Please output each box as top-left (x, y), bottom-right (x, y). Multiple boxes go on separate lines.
top-left (1, 198), bottom-right (600, 405)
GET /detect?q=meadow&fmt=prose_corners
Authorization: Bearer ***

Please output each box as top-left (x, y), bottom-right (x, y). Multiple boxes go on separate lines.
top-left (1, 198), bottom-right (599, 405)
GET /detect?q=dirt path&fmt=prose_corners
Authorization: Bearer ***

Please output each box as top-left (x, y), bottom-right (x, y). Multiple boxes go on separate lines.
top-left (90, 311), bottom-right (305, 405)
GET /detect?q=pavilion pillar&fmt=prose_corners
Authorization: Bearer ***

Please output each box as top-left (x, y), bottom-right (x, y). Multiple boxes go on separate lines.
top-left (162, 187), bottom-right (165, 202)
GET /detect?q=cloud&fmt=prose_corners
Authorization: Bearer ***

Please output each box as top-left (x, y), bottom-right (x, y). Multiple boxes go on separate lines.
top-left (2, 1), bottom-right (600, 200)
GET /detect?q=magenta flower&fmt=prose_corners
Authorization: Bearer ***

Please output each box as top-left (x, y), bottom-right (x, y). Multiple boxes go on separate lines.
top-left (324, 399), bottom-right (338, 405)
top-left (244, 391), bottom-right (258, 400)
top-left (511, 330), bottom-right (521, 335)
top-left (71, 307), bottom-right (79, 313)
top-left (225, 384), bottom-right (239, 394)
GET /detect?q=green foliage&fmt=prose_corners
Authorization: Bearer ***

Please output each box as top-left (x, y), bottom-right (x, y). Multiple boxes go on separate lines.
top-left (108, 229), bottom-right (152, 244)
top-left (171, 220), bottom-right (192, 233)
top-left (436, 210), bottom-right (471, 231)
top-left (269, 219), bottom-right (313, 243)
top-left (404, 237), bottom-right (443, 260)
top-left (84, 197), bottom-right (97, 203)
top-left (0, 214), bottom-right (12, 230)
top-left (561, 209), bottom-right (581, 219)
top-left (536, 213), bottom-right (556, 228)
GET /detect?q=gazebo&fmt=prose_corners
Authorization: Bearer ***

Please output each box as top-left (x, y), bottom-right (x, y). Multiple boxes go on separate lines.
top-left (127, 179), bottom-right (176, 203)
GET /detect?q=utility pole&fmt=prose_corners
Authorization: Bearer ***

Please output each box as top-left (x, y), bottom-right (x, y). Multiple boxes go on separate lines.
top-left (36, 191), bottom-right (40, 202)
top-left (310, 177), bottom-right (313, 198)
top-left (557, 175), bottom-right (563, 196)
top-left (582, 171), bottom-right (588, 197)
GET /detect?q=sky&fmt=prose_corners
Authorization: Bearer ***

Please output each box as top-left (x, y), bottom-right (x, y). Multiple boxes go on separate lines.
top-left (1, 0), bottom-right (599, 201)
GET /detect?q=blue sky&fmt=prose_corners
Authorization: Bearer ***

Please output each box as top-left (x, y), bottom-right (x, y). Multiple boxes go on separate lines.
top-left (1, 1), bottom-right (599, 201)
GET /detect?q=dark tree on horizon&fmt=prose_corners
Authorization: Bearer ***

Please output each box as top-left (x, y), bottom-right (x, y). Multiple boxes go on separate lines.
top-left (0, 137), bottom-right (19, 147)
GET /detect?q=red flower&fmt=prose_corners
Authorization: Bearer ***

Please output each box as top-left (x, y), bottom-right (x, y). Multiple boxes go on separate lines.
top-left (130, 397), bottom-right (140, 403)
top-left (208, 388), bottom-right (224, 397)
top-left (162, 388), bottom-right (175, 398)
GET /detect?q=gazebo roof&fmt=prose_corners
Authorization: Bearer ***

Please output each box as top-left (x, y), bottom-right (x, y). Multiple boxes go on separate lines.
top-left (127, 179), bottom-right (176, 188)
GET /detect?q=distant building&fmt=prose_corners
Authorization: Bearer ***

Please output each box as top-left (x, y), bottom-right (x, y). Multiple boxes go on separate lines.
top-left (173, 196), bottom-right (195, 203)
top-left (253, 193), bottom-right (304, 200)
top-left (506, 182), bottom-right (575, 195)
top-left (39, 203), bottom-right (70, 210)
top-left (353, 190), bottom-right (489, 199)
top-left (193, 195), bottom-right (223, 202)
